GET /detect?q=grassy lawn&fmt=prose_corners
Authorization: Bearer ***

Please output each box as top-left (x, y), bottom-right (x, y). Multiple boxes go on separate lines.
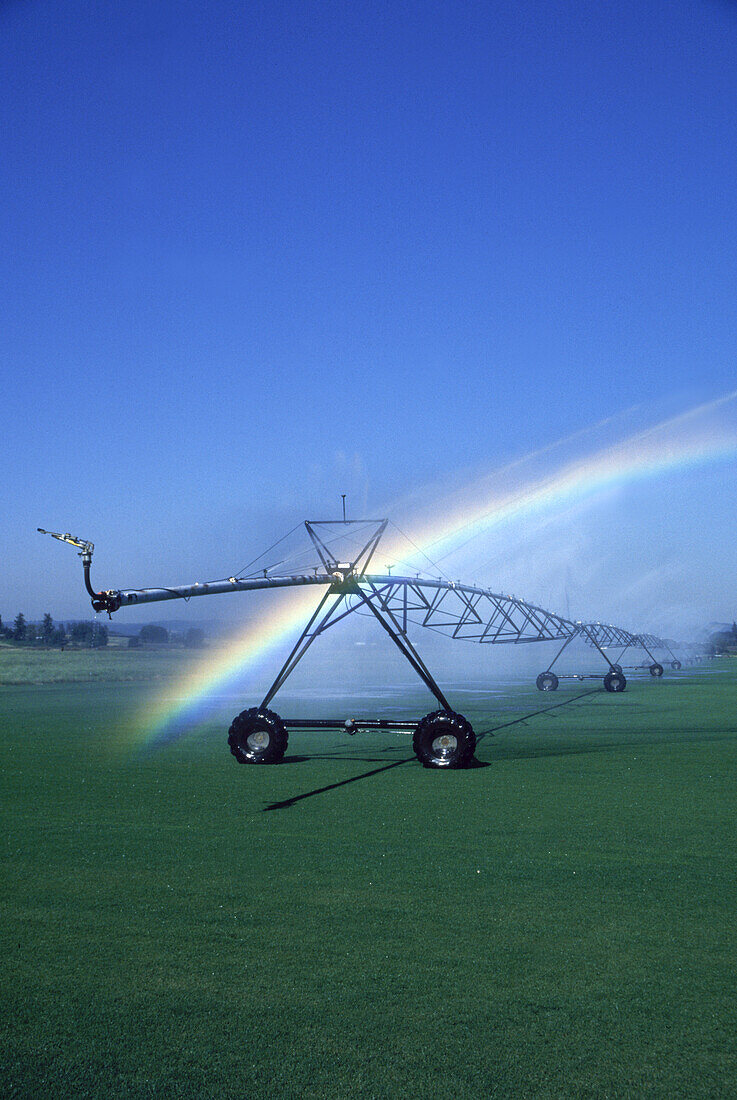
top-left (1, 663), bottom-right (736, 1097)
top-left (0, 643), bottom-right (197, 685)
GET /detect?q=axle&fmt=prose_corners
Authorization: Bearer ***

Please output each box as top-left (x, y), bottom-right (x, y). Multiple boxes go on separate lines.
top-left (281, 718), bottom-right (417, 732)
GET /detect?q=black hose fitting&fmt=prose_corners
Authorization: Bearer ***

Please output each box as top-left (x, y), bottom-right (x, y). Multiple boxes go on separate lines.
top-left (83, 560), bottom-right (120, 616)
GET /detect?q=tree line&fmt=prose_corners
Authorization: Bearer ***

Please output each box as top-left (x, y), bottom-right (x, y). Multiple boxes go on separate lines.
top-left (129, 624), bottom-right (205, 648)
top-left (0, 613), bottom-right (108, 648)
top-left (0, 614), bottom-right (206, 650)
top-left (708, 622), bottom-right (737, 655)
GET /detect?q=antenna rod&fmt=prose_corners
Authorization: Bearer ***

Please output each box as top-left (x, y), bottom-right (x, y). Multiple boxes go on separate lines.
top-left (341, 494), bottom-right (346, 522)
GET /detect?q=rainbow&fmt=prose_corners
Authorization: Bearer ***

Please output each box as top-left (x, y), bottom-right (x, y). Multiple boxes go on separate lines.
top-left (135, 393), bottom-right (737, 751)
top-left (386, 393), bottom-right (737, 568)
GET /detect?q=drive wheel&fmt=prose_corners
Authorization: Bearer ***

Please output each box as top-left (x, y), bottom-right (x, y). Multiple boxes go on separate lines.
top-left (603, 670), bottom-right (626, 693)
top-left (228, 707), bottom-right (288, 764)
top-left (649, 663), bottom-right (664, 678)
top-left (671, 660), bottom-right (681, 670)
top-left (412, 710), bottom-right (476, 769)
top-left (536, 672), bottom-right (559, 692)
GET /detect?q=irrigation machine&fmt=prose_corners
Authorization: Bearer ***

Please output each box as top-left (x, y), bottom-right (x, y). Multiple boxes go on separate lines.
top-left (533, 621), bottom-right (681, 693)
top-left (39, 515), bottom-right (680, 770)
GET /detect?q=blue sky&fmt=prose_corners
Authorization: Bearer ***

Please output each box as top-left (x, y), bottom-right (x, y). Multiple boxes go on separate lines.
top-left (2, 0), bottom-right (736, 631)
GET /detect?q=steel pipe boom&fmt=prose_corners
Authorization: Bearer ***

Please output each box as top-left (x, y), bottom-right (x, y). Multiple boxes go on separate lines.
top-left (113, 572), bottom-right (335, 610)
top-left (104, 570), bottom-right (578, 644)
top-left (39, 523), bottom-right (671, 653)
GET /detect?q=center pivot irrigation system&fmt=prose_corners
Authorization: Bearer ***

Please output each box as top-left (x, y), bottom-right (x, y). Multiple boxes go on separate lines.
top-left (40, 516), bottom-right (681, 770)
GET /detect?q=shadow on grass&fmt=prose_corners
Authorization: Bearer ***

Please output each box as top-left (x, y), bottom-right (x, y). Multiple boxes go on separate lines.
top-left (263, 752), bottom-right (495, 811)
top-left (282, 743), bottom-right (406, 764)
top-left (474, 688), bottom-right (602, 742)
top-left (490, 727), bottom-right (737, 762)
top-left (266, 690), bottom-right (607, 814)
top-left (263, 756), bottom-right (416, 810)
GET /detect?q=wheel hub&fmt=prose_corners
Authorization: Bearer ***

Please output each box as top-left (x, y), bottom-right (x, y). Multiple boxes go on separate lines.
top-left (431, 733), bottom-right (458, 756)
top-left (246, 730), bottom-right (270, 750)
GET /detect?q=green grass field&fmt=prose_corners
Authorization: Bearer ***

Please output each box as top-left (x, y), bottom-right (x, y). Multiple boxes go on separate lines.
top-left (1, 662), bottom-right (736, 1098)
top-left (0, 642), bottom-right (197, 685)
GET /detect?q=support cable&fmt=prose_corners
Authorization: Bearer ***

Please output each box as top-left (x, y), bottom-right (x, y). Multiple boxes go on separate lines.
top-left (240, 520), bottom-right (378, 579)
top-left (233, 522), bottom-right (304, 579)
top-left (386, 521), bottom-right (454, 584)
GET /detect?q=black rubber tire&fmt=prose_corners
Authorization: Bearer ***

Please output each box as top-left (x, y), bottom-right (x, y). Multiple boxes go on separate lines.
top-left (611, 663), bottom-right (623, 673)
top-left (649, 663), bottom-right (664, 678)
top-left (412, 710), bottom-right (476, 769)
top-left (603, 670), bottom-right (626, 693)
top-left (671, 660), bottom-right (682, 670)
top-left (536, 672), bottom-right (559, 692)
top-left (228, 707), bottom-right (288, 764)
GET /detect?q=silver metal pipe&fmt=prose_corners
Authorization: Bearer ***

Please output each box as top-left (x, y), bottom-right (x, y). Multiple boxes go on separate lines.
top-left (109, 569), bottom-right (668, 650)
top-left (116, 572), bottom-right (334, 607)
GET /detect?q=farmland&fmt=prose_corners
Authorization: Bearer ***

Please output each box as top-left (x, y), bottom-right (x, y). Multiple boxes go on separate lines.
top-left (0, 642), bottom-right (195, 686)
top-left (1, 661), bottom-right (736, 1097)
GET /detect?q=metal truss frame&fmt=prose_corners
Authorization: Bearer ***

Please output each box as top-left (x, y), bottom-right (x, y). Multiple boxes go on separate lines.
top-left (41, 517), bottom-right (679, 715)
top-left (581, 623), bottom-right (679, 673)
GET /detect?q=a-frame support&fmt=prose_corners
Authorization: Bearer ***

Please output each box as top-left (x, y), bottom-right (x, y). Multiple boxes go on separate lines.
top-left (260, 519), bottom-right (451, 714)
top-left (260, 579), bottom-right (451, 713)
